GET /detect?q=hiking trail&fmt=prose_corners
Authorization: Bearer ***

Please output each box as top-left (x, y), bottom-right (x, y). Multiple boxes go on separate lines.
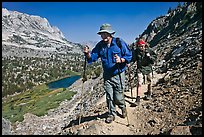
top-left (63, 72), bottom-right (165, 135)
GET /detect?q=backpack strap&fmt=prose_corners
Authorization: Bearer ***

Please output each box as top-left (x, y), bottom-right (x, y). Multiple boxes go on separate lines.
top-left (116, 37), bottom-right (122, 48)
top-left (116, 37), bottom-right (123, 55)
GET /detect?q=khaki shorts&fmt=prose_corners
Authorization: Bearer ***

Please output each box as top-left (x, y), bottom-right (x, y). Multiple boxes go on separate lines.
top-left (137, 73), bottom-right (152, 85)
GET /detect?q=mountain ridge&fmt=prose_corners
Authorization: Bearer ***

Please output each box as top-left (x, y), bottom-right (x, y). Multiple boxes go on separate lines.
top-left (2, 8), bottom-right (83, 56)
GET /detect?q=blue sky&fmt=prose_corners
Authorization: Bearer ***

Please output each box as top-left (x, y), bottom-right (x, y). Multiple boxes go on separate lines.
top-left (2, 2), bottom-right (181, 44)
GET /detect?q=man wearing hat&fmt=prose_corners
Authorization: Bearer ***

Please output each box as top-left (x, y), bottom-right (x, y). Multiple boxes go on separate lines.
top-left (131, 38), bottom-right (157, 106)
top-left (83, 23), bottom-right (132, 123)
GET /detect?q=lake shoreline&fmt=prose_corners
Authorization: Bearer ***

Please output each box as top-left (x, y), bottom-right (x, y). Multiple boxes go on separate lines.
top-left (46, 74), bottom-right (81, 84)
top-left (47, 75), bottom-right (81, 90)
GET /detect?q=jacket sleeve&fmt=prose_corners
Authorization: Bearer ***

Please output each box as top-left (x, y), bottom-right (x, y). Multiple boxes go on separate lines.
top-left (148, 48), bottom-right (157, 64)
top-left (87, 43), bottom-right (101, 64)
top-left (120, 39), bottom-right (132, 64)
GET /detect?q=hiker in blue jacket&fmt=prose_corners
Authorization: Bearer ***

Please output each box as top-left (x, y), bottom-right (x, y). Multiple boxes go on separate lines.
top-left (83, 23), bottom-right (132, 123)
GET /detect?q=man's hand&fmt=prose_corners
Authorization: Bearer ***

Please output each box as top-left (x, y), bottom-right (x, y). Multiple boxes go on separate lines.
top-left (83, 45), bottom-right (89, 54)
top-left (126, 63), bottom-right (130, 67)
top-left (114, 54), bottom-right (124, 63)
top-left (146, 52), bottom-right (150, 57)
top-left (83, 45), bottom-right (90, 58)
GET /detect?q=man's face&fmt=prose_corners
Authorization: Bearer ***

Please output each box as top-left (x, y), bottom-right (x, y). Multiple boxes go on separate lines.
top-left (138, 44), bottom-right (145, 51)
top-left (100, 32), bottom-right (111, 42)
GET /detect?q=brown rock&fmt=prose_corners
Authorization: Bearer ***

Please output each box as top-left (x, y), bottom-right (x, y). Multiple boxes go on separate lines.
top-left (170, 126), bottom-right (192, 135)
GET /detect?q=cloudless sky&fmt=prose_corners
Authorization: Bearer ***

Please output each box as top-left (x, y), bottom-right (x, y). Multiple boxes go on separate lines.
top-left (2, 2), bottom-right (181, 44)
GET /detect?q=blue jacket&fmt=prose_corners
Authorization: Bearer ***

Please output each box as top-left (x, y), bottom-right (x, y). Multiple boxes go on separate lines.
top-left (87, 37), bottom-right (132, 79)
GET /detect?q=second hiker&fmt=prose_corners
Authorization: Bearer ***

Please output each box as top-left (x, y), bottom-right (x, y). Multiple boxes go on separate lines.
top-left (83, 23), bottom-right (132, 123)
top-left (131, 38), bottom-right (157, 106)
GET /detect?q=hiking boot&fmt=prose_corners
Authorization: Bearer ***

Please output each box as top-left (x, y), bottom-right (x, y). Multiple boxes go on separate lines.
top-left (144, 92), bottom-right (152, 100)
top-left (121, 108), bottom-right (127, 118)
top-left (144, 94), bottom-right (151, 100)
top-left (133, 100), bottom-right (140, 106)
top-left (131, 96), bottom-right (140, 107)
top-left (105, 115), bottom-right (115, 124)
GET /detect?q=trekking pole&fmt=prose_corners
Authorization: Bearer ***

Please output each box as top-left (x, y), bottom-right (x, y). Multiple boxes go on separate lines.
top-left (78, 55), bottom-right (87, 125)
top-left (127, 65), bottom-right (133, 101)
top-left (117, 63), bottom-right (130, 127)
top-left (136, 70), bottom-right (139, 100)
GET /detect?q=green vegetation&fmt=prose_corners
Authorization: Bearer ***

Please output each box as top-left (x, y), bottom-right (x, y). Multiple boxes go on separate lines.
top-left (2, 84), bottom-right (76, 123)
top-left (2, 56), bottom-right (81, 97)
top-left (2, 50), bottom-right (102, 124)
top-left (94, 66), bottom-right (102, 78)
top-left (2, 55), bottom-right (100, 97)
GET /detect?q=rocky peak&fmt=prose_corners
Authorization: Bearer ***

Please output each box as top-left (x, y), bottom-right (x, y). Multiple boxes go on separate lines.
top-left (2, 8), bottom-right (83, 56)
top-left (140, 2), bottom-right (202, 47)
top-left (2, 8), bottom-right (64, 39)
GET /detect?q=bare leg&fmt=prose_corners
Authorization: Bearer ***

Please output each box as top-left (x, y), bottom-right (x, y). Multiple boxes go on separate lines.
top-left (137, 84), bottom-right (142, 97)
top-left (143, 73), bottom-right (152, 100)
top-left (147, 84), bottom-right (151, 94)
top-left (135, 82), bottom-right (141, 102)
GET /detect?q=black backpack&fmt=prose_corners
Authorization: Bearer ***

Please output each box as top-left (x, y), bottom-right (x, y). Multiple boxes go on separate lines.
top-left (116, 37), bottom-right (122, 49)
top-left (116, 37), bottom-right (125, 56)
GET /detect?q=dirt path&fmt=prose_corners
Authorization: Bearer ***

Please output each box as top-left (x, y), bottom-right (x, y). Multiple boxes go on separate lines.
top-left (93, 73), bottom-right (165, 135)
top-left (65, 72), bottom-right (165, 135)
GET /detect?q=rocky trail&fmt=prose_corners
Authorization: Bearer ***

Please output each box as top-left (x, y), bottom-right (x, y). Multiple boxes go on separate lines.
top-left (60, 71), bottom-right (202, 135)
top-left (61, 73), bottom-right (173, 135)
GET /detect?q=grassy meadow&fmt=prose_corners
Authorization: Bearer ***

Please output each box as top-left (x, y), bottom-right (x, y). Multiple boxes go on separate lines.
top-left (2, 83), bottom-right (76, 123)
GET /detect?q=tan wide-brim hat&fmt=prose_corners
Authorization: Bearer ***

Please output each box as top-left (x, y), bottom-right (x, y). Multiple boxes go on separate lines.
top-left (97, 23), bottom-right (115, 35)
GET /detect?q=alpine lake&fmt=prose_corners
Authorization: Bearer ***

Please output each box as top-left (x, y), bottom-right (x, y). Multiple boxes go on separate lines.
top-left (47, 75), bottom-right (80, 90)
